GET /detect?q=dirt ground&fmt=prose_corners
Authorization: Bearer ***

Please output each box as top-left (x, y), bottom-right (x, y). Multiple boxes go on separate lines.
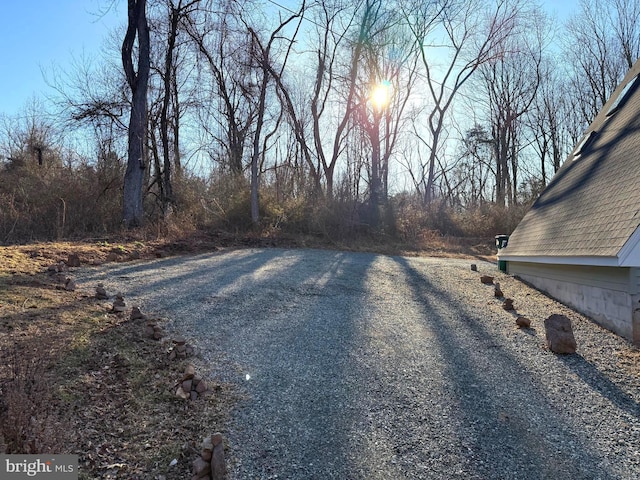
top-left (0, 232), bottom-right (494, 479)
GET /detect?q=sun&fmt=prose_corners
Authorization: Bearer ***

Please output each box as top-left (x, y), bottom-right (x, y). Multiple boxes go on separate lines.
top-left (371, 81), bottom-right (392, 110)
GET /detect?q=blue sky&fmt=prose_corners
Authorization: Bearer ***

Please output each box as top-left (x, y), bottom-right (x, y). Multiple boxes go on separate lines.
top-left (0, 0), bottom-right (124, 116)
top-left (0, 0), bottom-right (579, 117)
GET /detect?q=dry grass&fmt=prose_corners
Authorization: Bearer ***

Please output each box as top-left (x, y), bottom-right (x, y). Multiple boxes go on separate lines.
top-left (0, 238), bottom-right (241, 479)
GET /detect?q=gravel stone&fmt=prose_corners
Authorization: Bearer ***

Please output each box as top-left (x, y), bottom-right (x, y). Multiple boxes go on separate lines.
top-left (75, 248), bottom-right (640, 479)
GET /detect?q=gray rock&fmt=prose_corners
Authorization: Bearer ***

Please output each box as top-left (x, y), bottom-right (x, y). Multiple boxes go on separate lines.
top-left (211, 435), bottom-right (226, 480)
top-left (544, 314), bottom-right (577, 354)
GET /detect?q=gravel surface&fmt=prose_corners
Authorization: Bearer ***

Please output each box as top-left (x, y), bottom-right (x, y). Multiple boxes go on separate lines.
top-left (76, 248), bottom-right (640, 479)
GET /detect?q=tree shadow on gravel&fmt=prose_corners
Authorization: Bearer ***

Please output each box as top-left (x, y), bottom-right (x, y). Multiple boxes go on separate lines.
top-left (79, 247), bottom-right (375, 479)
top-left (390, 256), bottom-right (615, 480)
top-left (559, 353), bottom-right (640, 419)
top-left (212, 250), bottom-right (376, 479)
top-left (76, 248), bottom-right (296, 310)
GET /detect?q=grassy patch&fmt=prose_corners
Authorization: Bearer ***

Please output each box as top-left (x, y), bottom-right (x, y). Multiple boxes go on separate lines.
top-left (0, 242), bottom-right (239, 479)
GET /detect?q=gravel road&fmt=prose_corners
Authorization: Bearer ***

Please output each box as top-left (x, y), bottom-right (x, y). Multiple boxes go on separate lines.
top-left (76, 248), bottom-right (640, 479)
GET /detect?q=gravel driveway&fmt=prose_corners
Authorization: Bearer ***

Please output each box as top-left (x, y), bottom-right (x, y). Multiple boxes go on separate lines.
top-left (76, 248), bottom-right (640, 479)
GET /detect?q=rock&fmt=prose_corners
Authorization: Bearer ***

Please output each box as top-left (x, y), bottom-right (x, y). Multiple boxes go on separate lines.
top-left (184, 364), bottom-right (196, 380)
top-left (211, 433), bottom-right (223, 447)
top-left (211, 439), bottom-right (226, 480)
top-left (144, 323), bottom-right (156, 338)
top-left (67, 254), bottom-right (81, 267)
top-left (516, 316), bottom-right (531, 328)
top-left (190, 391), bottom-right (199, 401)
top-left (544, 314), bottom-right (577, 354)
top-left (152, 329), bottom-right (164, 340)
top-left (64, 278), bottom-right (77, 291)
top-left (480, 275), bottom-right (494, 285)
top-left (155, 250), bottom-right (168, 258)
top-left (95, 284), bottom-right (109, 300)
top-left (494, 282), bottom-right (503, 297)
top-left (130, 306), bottom-right (145, 320)
top-left (182, 379), bottom-right (193, 392)
top-left (176, 386), bottom-right (190, 400)
top-left (168, 350), bottom-right (177, 361)
top-left (53, 273), bottom-right (68, 284)
top-left (106, 252), bottom-right (118, 262)
top-left (173, 335), bottom-right (186, 346)
top-left (192, 457), bottom-right (211, 478)
top-left (129, 250), bottom-right (141, 260)
top-left (112, 295), bottom-right (126, 313)
top-left (470, 264), bottom-right (477, 272)
top-left (201, 437), bottom-right (213, 461)
top-left (502, 298), bottom-right (514, 311)
top-left (195, 379), bottom-right (208, 394)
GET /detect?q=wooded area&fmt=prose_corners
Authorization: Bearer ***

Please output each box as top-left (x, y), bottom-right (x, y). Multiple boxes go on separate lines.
top-left (0, 0), bottom-right (638, 243)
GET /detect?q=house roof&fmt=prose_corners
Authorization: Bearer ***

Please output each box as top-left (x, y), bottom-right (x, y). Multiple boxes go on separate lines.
top-left (500, 59), bottom-right (640, 267)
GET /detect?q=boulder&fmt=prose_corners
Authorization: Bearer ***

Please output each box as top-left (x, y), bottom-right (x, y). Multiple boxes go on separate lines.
top-left (95, 284), bottom-right (109, 300)
top-left (544, 314), bottom-right (577, 354)
top-left (210, 435), bottom-right (226, 480)
top-left (184, 364), bottom-right (196, 380)
top-left (502, 298), bottom-right (514, 311)
top-left (195, 378), bottom-right (208, 394)
top-left (176, 386), bottom-right (190, 400)
top-left (66, 254), bottom-right (81, 267)
top-left (111, 295), bottom-right (126, 313)
top-left (516, 316), bottom-right (531, 328)
top-left (192, 457), bottom-right (210, 478)
top-left (201, 437), bottom-right (213, 462)
top-left (64, 278), bottom-right (77, 291)
top-left (130, 306), bottom-right (145, 320)
top-left (480, 275), bottom-right (494, 285)
top-left (211, 433), bottom-right (223, 447)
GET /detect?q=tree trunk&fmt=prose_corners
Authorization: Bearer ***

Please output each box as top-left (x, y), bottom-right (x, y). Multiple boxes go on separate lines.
top-left (159, 4), bottom-right (180, 214)
top-left (122, 0), bottom-right (150, 227)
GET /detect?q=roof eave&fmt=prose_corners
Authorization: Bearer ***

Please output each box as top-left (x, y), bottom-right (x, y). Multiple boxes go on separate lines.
top-left (618, 225), bottom-right (640, 267)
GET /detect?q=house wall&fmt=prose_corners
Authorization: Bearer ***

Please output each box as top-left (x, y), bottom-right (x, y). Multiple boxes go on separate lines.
top-left (507, 262), bottom-right (637, 341)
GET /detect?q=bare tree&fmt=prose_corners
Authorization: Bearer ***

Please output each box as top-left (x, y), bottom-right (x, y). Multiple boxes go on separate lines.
top-left (305, 0), bottom-right (364, 199)
top-left (478, 9), bottom-right (545, 207)
top-left (350, 1), bottom-right (420, 226)
top-left (122, 0), bottom-right (151, 227)
top-left (403, 0), bottom-right (521, 204)
top-left (185, 1), bottom-right (258, 177)
top-left (528, 59), bottom-right (575, 185)
top-left (563, 0), bottom-right (640, 128)
top-left (243, 4), bottom-right (306, 224)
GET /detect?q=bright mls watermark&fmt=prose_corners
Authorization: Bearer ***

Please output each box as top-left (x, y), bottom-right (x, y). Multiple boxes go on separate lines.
top-left (1, 455), bottom-right (78, 479)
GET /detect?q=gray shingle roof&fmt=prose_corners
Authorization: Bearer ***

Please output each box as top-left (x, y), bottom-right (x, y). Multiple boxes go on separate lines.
top-left (502, 60), bottom-right (640, 259)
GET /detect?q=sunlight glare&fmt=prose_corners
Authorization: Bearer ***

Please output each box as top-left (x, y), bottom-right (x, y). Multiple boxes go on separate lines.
top-left (371, 81), bottom-right (392, 110)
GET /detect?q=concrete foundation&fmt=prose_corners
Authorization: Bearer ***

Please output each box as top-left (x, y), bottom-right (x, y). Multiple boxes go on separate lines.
top-left (508, 262), bottom-right (639, 342)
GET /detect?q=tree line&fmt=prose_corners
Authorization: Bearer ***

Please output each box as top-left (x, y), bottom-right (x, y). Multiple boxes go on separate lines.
top-left (0, 0), bottom-right (638, 241)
